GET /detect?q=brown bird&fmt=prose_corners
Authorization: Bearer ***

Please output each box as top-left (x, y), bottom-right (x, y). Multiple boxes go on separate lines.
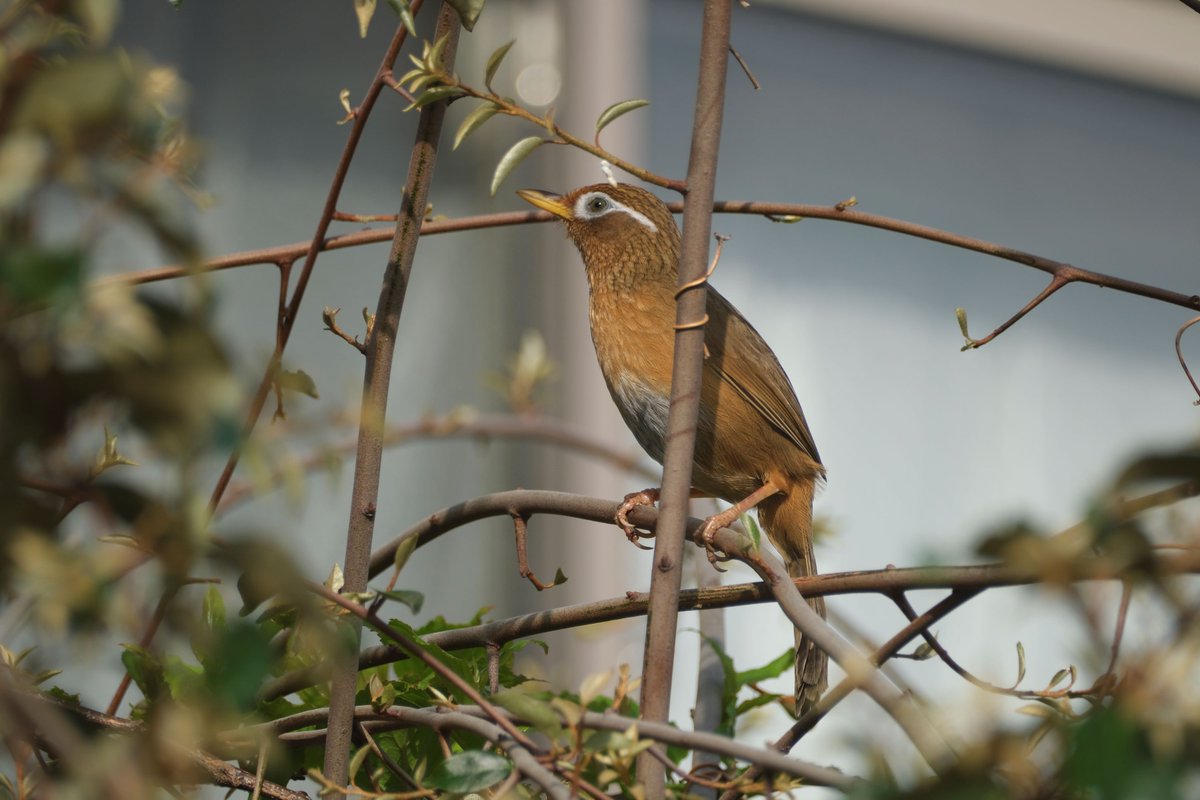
top-left (518, 183), bottom-right (827, 715)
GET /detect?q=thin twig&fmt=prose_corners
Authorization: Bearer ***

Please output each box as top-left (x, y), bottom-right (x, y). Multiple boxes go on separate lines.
top-left (728, 44), bottom-right (761, 90)
top-left (960, 274), bottom-right (1069, 350)
top-left (510, 513), bottom-right (563, 590)
top-left (1174, 316), bottom-right (1200, 405)
top-left (104, 582), bottom-right (181, 716)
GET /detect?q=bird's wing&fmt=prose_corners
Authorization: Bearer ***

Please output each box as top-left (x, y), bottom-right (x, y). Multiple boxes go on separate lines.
top-left (703, 288), bottom-right (822, 464)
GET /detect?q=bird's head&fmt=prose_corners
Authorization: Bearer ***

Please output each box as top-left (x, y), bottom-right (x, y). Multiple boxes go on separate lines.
top-left (518, 183), bottom-right (680, 290)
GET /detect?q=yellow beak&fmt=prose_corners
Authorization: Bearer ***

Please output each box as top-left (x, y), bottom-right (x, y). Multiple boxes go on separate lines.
top-left (517, 188), bottom-right (573, 221)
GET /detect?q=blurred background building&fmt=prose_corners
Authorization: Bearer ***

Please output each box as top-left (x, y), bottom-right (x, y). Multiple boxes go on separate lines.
top-left (108, 0), bottom-right (1200, 781)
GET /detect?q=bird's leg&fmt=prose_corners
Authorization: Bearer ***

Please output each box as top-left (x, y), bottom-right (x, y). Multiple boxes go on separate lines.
top-left (616, 487), bottom-right (708, 549)
top-left (694, 480), bottom-right (783, 570)
top-left (616, 487), bottom-right (660, 547)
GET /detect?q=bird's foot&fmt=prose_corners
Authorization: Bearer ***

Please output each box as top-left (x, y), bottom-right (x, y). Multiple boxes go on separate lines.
top-left (694, 511), bottom-right (738, 572)
top-left (616, 487), bottom-right (660, 549)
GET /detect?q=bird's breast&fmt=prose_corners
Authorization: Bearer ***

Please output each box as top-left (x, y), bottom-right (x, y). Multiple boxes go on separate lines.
top-left (587, 286), bottom-right (676, 462)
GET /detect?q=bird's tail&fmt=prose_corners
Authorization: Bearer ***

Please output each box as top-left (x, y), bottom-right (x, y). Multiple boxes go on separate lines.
top-left (758, 480), bottom-right (827, 717)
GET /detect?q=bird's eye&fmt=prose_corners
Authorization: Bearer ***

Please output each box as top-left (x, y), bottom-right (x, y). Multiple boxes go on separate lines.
top-left (586, 196), bottom-right (609, 213)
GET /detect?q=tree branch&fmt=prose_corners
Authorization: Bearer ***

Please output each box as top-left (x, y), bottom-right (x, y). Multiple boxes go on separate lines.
top-left (639, 5), bottom-right (733, 794)
top-left (324, 4), bottom-right (460, 787)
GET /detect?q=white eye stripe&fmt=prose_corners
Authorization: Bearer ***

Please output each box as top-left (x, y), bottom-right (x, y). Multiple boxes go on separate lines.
top-left (573, 192), bottom-right (659, 234)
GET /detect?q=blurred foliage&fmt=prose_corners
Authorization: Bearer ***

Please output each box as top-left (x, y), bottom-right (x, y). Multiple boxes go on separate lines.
top-left (1, 1), bottom-right (1197, 798)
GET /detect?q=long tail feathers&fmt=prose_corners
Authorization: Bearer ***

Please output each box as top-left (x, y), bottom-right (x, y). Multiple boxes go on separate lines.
top-left (758, 480), bottom-right (827, 717)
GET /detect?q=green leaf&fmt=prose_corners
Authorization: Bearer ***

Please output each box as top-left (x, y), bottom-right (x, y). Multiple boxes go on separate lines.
top-left (0, 246), bottom-right (83, 307)
top-left (490, 136), bottom-right (543, 196)
top-left (393, 533), bottom-right (419, 573)
top-left (734, 647), bottom-right (793, 686)
top-left (276, 368), bottom-right (319, 399)
top-left (491, 689), bottom-right (564, 741)
top-left (203, 585), bottom-right (226, 633)
top-left (376, 589), bottom-right (424, 614)
top-left (203, 622), bottom-right (274, 712)
top-left (353, 0), bottom-right (376, 38)
top-left (120, 644), bottom-right (166, 700)
top-left (444, 0), bottom-right (485, 31)
top-left (404, 84), bottom-right (463, 112)
top-left (385, 0), bottom-right (417, 36)
top-left (453, 102), bottom-right (499, 150)
top-left (348, 743), bottom-right (372, 783)
top-left (484, 39), bottom-right (515, 91)
top-left (426, 31), bottom-right (452, 72)
top-left (425, 750), bottom-right (510, 791)
top-left (734, 691), bottom-right (781, 716)
top-left (595, 98), bottom-right (649, 136)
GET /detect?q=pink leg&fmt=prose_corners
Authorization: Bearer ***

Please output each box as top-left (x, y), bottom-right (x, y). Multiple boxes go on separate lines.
top-left (694, 480), bottom-right (782, 570)
top-left (615, 486), bottom-right (709, 549)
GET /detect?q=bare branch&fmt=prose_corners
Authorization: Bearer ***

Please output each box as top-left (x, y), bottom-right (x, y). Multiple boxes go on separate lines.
top-left (325, 4), bottom-right (460, 786)
top-left (96, 203), bottom-right (1200, 330)
top-left (640, 6), bottom-right (734, 794)
top-left (1175, 316), bottom-right (1200, 405)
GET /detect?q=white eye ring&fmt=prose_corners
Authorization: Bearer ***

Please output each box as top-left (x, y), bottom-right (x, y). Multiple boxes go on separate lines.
top-left (573, 192), bottom-right (659, 233)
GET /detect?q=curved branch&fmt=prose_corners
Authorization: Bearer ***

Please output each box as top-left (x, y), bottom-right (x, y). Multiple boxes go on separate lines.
top-left (217, 411), bottom-right (654, 514)
top-left (1175, 316), bottom-right (1200, 405)
top-left (365, 487), bottom-right (1200, 581)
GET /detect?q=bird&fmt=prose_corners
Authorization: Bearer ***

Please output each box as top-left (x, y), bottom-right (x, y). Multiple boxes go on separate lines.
top-left (517, 182), bottom-right (827, 715)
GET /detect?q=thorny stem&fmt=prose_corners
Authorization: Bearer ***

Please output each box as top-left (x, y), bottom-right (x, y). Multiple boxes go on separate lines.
top-left (324, 3), bottom-right (459, 788)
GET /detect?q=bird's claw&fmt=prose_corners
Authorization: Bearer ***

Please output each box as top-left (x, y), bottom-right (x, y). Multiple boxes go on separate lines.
top-left (616, 487), bottom-right (660, 548)
top-left (695, 516), bottom-right (733, 572)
